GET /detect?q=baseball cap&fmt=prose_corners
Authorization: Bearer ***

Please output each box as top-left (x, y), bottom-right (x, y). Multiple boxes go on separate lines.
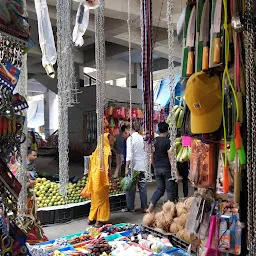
top-left (185, 72), bottom-right (222, 134)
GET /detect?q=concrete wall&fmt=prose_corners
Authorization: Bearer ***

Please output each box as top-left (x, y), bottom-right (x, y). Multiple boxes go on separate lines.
top-left (68, 85), bottom-right (142, 161)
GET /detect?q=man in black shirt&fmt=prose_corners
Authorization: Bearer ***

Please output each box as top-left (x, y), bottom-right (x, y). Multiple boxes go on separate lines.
top-left (147, 122), bottom-right (178, 213)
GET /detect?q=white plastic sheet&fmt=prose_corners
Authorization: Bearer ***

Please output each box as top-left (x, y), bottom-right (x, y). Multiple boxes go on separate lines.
top-left (73, 1), bottom-right (89, 47)
top-left (34, 0), bottom-right (57, 67)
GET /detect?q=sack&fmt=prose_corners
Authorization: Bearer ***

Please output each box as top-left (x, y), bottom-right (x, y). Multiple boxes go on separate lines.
top-left (80, 185), bottom-right (91, 198)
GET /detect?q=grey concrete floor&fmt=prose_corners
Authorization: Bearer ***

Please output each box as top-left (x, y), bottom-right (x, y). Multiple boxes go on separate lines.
top-left (43, 183), bottom-right (194, 240)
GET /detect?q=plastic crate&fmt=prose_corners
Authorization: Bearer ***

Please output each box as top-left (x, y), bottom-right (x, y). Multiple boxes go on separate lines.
top-left (54, 208), bottom-right (74, 223)
top-left (110, 194), bottom-right (126, 212)
top-left (140, 225), bottom-right (170, 239)
top-left (170, 235), bottom-right (196, 255)
top-left (38, 210), bottom-right (55, 225)
top-left (73, 203), bottom-right (90, 219)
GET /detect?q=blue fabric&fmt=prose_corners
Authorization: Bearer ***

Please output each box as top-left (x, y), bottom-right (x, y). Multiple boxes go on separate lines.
top-left (150, 168), bottom-right (177, 206)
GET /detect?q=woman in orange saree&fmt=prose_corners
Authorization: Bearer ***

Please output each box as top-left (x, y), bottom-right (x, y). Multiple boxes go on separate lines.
top-left (87, 133), bottom-right (113, 227)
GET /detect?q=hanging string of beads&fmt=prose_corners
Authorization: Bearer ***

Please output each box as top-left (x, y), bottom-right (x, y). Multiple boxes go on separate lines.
top-left (245, 0), bottom-right (256, 252)
top-left (56, 0), bottom-right (75, 199)
top-left (167, 0), bottom-right (178, 180)
top-left (95, 0), bottom-right (106, 170)
top-left (140, 0), bottom-right (154, 181)
top-left (127, 0), bottom-right (133, 169)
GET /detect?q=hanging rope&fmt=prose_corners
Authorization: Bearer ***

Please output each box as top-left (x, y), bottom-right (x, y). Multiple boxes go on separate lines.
top-left (167, 0), bottom-right (177, 180)
top-left (95, 1), bottom-right (106, 170)
top-left (56, 0), bottom-right (75, 200)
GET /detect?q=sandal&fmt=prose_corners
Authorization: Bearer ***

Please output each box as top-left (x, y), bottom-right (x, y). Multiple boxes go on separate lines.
top-left (94, 221), bottom-right (104, 228)
top-left (88, 219), bottom-right (96, 225)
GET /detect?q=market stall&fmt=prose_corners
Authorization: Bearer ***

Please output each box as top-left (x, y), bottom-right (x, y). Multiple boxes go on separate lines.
top-left (140, 0), bottom-right (254, 254)
top-left (27, 223), bottom-right (193, 256)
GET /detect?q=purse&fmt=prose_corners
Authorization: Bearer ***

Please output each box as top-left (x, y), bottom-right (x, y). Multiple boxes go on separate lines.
top-left (80, 185), bottom-right (91, 198)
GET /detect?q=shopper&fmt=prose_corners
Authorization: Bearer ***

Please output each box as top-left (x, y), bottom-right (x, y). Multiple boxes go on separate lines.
top-left (113, 125), bottom-right (128, 178)
top-left (27, 149), bottom-right (38, 182)
top-left (124, 123), bottom-right (147, 212)
top-left (87, 133), bottom-right (114, 228)
top-left (147, 122), bottom-right (178, 213)
top-left (177, 161), bottom-right (189, 198)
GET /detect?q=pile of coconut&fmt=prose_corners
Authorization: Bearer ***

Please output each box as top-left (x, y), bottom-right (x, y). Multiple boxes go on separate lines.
top-left (142, 197), bottom-right (194, 243)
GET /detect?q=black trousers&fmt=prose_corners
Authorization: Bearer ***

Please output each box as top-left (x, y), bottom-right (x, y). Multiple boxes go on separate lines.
top-left (177, 162), bottom-right (189, 197)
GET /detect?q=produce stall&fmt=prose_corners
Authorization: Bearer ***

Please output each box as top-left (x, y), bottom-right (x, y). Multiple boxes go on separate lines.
top-left (27, 223), bottom-right (192, 256)
top-left (35, 177), bottom-right (126, 225)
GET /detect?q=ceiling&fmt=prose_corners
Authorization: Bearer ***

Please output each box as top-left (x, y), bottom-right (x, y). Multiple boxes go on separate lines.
top-left (26, 0), bottom-right (185, 91)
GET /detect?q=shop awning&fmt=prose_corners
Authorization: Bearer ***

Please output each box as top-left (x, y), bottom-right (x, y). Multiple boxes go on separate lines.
top-left (154, 75), bottom-right (180, 108)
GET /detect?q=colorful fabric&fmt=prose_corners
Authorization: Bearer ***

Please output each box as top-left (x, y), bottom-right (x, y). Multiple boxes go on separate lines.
top-left (87, 133), bottom-right (112, 222)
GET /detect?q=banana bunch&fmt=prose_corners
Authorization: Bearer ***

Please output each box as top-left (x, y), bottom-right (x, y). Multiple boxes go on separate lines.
top-left (166, 106), bottom-right (184, 129)
top-left (176, 137), bottom-right (191, 163)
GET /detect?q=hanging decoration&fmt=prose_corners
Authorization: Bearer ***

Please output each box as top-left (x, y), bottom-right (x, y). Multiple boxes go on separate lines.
top-left (140, 0), bottom-right (154, 181)
top-left (56, 0), bottom-right (75, 199)
top-left (127, 0), bottom-right (134, 170)
top-left (34, 0), bottom-right (57, 78)
top-left (73, 1), bottom-right (90, 47)
top-left (73, 0), bottom-right (101, 47)
top-left (95, 0), bottom-right (106, 169)
top-left (0, 0), bottom-right (30, 214)
top-left (245, 0), bottom-right (256, 252)
top-left (166, 0), bottom-right (177, 181)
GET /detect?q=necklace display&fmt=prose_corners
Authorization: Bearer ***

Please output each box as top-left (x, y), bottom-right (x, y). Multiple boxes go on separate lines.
top-left (95, 1), bottom-right (106, 169)
top-left (167, 0), bottom-right (178, 181)
top-left (56, 0), bottom-right (75, 199)
top-left (245, 0), bottom-right (256, 252)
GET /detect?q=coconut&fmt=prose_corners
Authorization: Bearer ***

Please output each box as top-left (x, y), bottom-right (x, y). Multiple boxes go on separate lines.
top-left (179, 213), bottom-right (188, 227)
top-left (169, 223), bottom-right (179, 233)
top-left (176, 206), bottom-right (188, 217)
top-left (142, 213), bottom-right (155, 227)
top-left (184, 197), bottom-right (194, 210)
top-left (162, 201), bottom-right (176, 216)
top-left (154, 211), bottom-right (166, 229)
top-left (164, 212), bottom-right (173, 226)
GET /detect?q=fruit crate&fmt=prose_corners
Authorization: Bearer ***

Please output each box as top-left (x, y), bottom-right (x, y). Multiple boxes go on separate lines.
top-left (54, 208), bottom-right (75, 223)
top-left (38, 209), bottom-right (55, 225)
top-left (140, 225), bottom-right (170, 239)
top-left (110, 194), bottom-right (126, 212)
top-left (170, 235), bottom-right (191, 253)
top-left (73, 203), bottom-right (90, 219)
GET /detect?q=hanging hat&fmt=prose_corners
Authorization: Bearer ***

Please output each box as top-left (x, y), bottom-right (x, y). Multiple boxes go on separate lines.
top-left (185, 72), bottom-right (222, 134)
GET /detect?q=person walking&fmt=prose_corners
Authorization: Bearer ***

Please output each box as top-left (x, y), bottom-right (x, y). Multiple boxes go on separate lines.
top-left (124, 123), bottom-right (147, 212)
top-left (147, 122), bottom-right (178, 213)
top-left (85, 133), bottom-right (114, 228)
top-left (113, 125), bottom-right (128, 178)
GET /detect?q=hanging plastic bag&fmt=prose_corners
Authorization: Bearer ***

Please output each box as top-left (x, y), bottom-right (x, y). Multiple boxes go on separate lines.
top-left (73, 0), bottom-right (90, 47)
top-left (34, 0), bottom-right (57, 76)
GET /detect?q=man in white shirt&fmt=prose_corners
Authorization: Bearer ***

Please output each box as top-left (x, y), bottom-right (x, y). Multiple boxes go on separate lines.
top-left (125, 123), bottom-right (147, 212)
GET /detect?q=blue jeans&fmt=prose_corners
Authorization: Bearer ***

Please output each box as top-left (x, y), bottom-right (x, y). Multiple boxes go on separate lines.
top-left (126, 171), bottom-right (147, 210)
top-left (150, 168), bottom-right (178, 206)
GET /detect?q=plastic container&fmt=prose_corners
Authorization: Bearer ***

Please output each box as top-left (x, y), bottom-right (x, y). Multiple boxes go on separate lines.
top-left (59, 246), bottom-right (76, 252)
top-left (54, 208), bottom-right (74, 223)
top-left (61, 232), bottom-right (83, 240)
top-left (105, 233), bottom-right (122, 242)
top-left (141, 225), bottom-right (170, 239)
top-left (38, 210), bottom-right (55, 225)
